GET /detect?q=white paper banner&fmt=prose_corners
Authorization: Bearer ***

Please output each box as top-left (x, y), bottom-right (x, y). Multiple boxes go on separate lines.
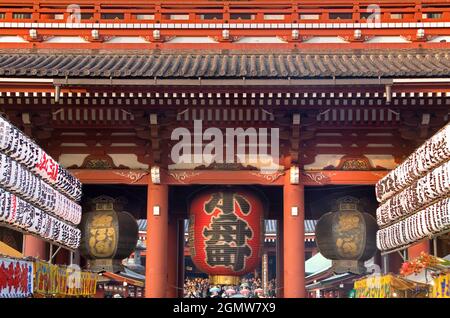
top-left (0, 153), bottom-right (81, 225)
top-left (376, 122), bottom-right (450, 203)
top-left (377, 198), bottom-right (450, 251)
top-left (377, 160), bottom-right (450, 227)
top-left (0, 116), bottom-right (82, 201)
top-left (0, 188), bottom-right (81, 249)
top-left (0, 257), bottom-right (33, 298)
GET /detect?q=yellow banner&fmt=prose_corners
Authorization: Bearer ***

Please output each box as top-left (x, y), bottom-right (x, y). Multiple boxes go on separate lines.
top-left (354, 274), bottom-right (393, 298)
top-left (431, 273), bottom-right (450, 298)
top-left (33, 261), bottom-right (98, 297)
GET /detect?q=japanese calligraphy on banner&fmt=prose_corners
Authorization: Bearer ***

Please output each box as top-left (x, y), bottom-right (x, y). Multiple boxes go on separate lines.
top-left (0, 257), bottom-right (33, 298)
top-left (431, 273), bottom-right (450, 298)
top-left (354, 274), bottom-right (431, 298)
top-left (0, 188), bottom-right (81, 250)
top-left (0, 116), bottom-right (81, 201)
top-left (34, 260), bottom-right (98, 296)
top-left (34, 260), bottom-right (51, 294)
top-left (189, 188), bottom-right (264, 280)
top-left (354, 275), bottom-right (392, 298)
top-left (0, 115), bottom-right (82, 249)
top-left (374, 121), bottom-right (450, 252)
top-left (0, 153), bottom-right (82, 225)
top-left (376, 122), bottom-right (450, 203)
top-left (376, 198), bottom-right (450, 252)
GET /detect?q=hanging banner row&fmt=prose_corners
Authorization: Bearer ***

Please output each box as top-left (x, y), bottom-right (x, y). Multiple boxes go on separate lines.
top-left (0, 257), bottom-right (98, 298)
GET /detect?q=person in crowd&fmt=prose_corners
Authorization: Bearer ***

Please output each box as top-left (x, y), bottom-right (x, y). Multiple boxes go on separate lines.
top-left (183, 276), bottom-right (277, 298)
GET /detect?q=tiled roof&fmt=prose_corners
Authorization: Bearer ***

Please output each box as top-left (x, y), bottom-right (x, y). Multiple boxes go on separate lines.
top-left (305, 252), bottom-right (331, 276)
top-left (306, 273), bottom-right (355, 289)
top-left (305, 219), bottom-right (318, 234)
top-left (0, 50), bottom-right (449, 78)
top-left (137, 219), bottom-right (317, 234)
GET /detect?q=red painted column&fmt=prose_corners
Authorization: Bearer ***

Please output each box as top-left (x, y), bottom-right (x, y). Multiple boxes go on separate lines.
top-left (283, 172), bottom-right (305, 298)
top-left (166, 215), bottom-right (178, 298)
top-left (23, 235), bottom-right (47, 260)
top-left (145, 183), bottom-right (169, 298)
top-left (177, 219), bottom-right (185, 298)
top-left (408, 240), bottom-right (430, 259)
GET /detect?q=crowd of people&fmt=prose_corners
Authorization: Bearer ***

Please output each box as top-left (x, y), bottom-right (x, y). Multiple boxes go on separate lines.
top-left (183, 277), bottom-right (277, 298)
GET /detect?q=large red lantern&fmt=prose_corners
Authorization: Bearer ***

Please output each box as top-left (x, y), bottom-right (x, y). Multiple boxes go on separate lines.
top-left (189, 188), bottom-right (265, 285)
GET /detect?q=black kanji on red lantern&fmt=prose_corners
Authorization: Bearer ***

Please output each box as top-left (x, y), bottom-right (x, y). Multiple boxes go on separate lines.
top-left (203, 192), bottom-right (253, 271)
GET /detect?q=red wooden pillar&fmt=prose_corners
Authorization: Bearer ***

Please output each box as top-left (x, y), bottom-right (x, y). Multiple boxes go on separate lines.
top-left (166, 215), bottom-right (178, 298)
top-left (145, 183), bottom-right (168, 298)
top-left (23, 235), bottom-right (47, 260)
top-left (177, 219), bottom-right (185, 298)
top-left (408, 240), bottom-right (430, 259)
top-left (283, 171), bottom-right (305, 298)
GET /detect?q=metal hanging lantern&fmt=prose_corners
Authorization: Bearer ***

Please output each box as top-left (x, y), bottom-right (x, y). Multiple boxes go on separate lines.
top-left (79, 196), bottom-right (138, 273)
top-left (188, 188), bottom-right (265, 285)
top-left (315, 196), bottom-right (378, 274)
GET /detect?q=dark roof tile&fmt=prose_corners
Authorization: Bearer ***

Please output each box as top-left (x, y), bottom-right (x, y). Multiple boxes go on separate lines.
top-left (0, 51), bottom-right (449, 78)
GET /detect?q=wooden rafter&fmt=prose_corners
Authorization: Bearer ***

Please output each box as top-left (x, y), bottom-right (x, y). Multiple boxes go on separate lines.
top-left (69, 168), bottom-right (388, 186)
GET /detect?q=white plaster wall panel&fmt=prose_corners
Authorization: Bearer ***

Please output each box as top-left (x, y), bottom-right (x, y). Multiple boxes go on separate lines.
top-left (58, 154), bottom-right (89, 168)
top-left (109, 154), bottom-right (148, 169)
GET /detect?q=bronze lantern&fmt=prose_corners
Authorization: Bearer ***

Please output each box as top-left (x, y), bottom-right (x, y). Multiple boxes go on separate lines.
top-left (79, 196), bottom-right (138, 272)
top-left (315, 196), bottom-right (378, 274)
